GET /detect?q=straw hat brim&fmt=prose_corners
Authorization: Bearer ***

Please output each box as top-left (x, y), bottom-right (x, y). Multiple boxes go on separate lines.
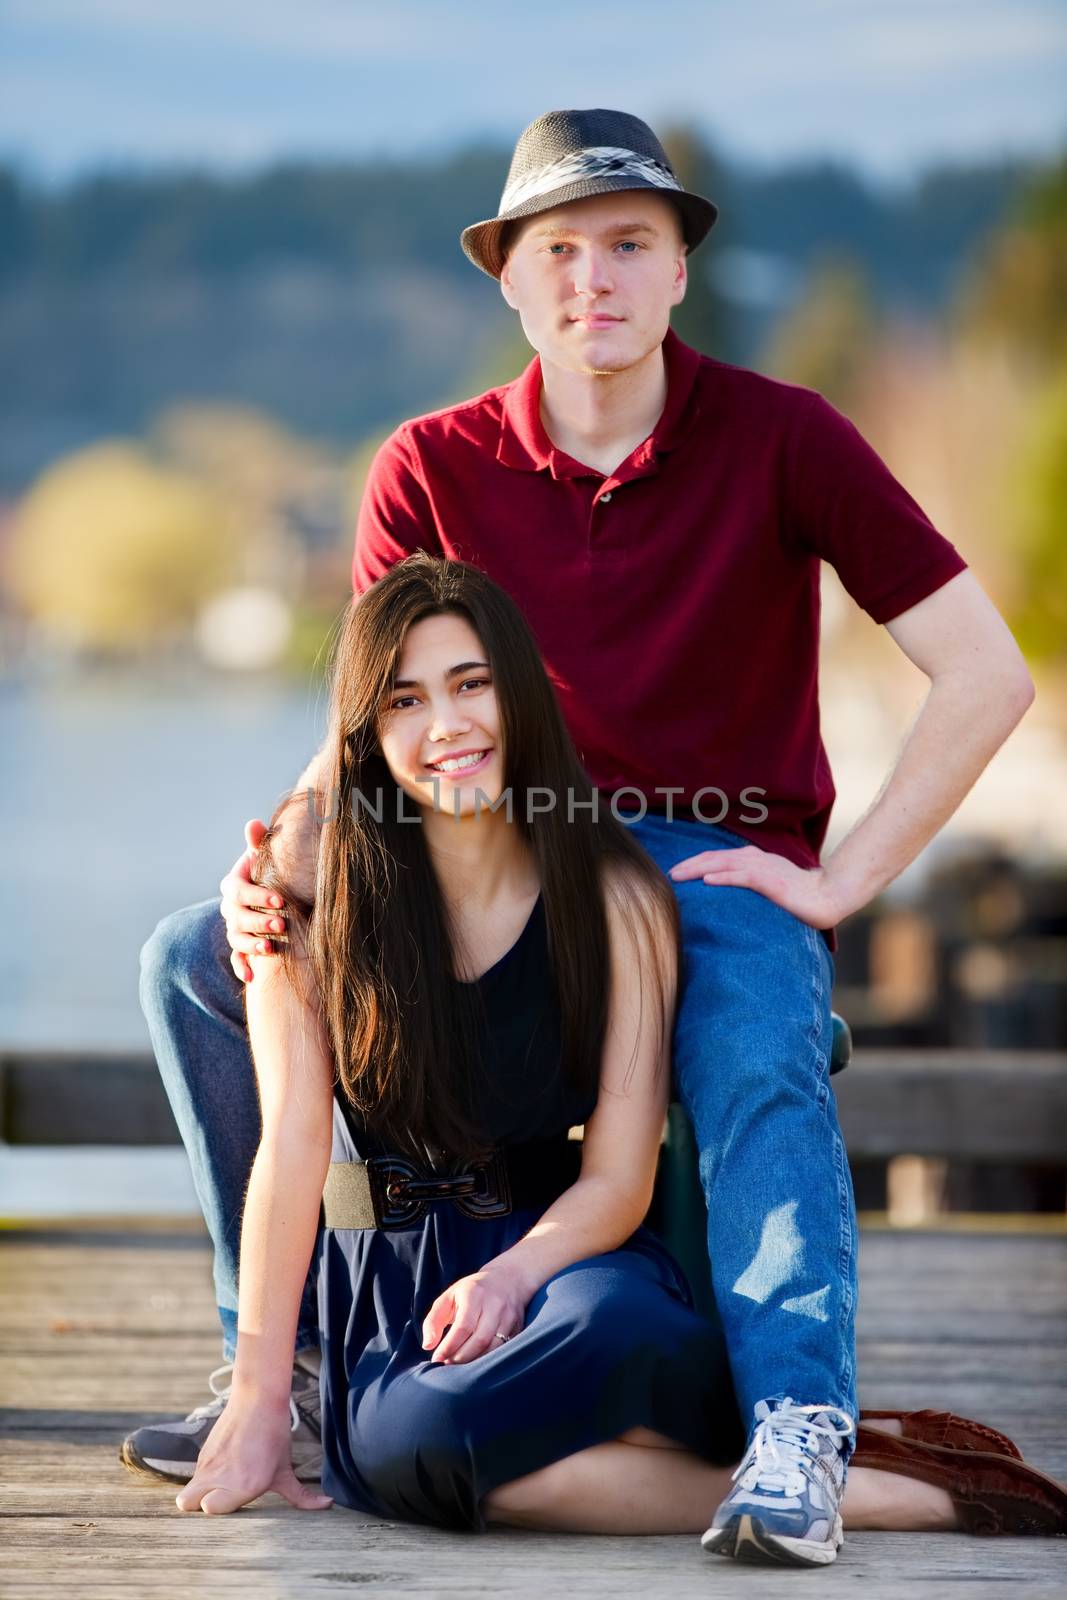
top-left (460, 178), bottom-right (718, 279)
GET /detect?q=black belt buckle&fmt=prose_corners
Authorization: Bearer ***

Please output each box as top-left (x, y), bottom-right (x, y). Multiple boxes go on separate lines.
top-left (454, 1147), bottom-right (512, 1221)
top-left (367, 1149), bottom-right (512, 1229)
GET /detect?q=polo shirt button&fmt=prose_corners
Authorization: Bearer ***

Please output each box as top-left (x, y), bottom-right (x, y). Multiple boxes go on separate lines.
top-left (600, 492), bottom-right (613, 503)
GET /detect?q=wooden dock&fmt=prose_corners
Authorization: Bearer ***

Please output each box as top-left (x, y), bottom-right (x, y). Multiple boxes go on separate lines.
top-left (2, 1222), bottom-right (1065, 1599)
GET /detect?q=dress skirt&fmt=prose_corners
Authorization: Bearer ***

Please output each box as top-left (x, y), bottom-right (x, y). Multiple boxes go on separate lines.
top-left (316, 1101), bottom-right (745, 1532)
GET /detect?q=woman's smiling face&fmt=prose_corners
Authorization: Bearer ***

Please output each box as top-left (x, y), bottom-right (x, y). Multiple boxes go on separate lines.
top-left (376, 611), bottom-right (505, 817)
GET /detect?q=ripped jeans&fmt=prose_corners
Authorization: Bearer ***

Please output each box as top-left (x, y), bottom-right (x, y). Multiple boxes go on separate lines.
top-left (630, 813), bottom-right (857, 1429)
top-left (139, 813), bottom-right (857, 1437)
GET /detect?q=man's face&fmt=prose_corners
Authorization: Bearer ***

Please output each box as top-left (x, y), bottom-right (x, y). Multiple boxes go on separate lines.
top-left (499, 190), bottom-right (688, 377)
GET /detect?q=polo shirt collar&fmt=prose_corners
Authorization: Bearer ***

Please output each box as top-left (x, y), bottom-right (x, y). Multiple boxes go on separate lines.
top-left (497, 326), bottom-right (702, 480)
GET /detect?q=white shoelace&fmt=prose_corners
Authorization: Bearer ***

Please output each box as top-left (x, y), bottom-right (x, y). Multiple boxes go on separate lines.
top-left (185, 1362), bottom-right (235, 1421)
top-left (186, 1360), bottom-right (308, 1434)
top-left (733, 1398), bottom-right (855, 1499)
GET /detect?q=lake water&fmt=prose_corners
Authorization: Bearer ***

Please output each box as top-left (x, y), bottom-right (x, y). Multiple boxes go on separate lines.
top-left (5, 664), bottom-right (1063, 1052)
top-left (2, 670), bottom-right (330, 1049)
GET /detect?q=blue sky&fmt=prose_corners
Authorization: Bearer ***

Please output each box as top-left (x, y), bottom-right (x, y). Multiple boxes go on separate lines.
top-left (2, 0), bottom-right (1065, 188)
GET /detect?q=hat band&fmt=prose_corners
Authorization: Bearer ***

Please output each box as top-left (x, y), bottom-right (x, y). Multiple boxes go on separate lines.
top-left (499, 145), bottom-right (682, 214)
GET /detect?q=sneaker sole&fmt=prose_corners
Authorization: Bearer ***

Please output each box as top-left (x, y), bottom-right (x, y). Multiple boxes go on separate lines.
top-left (702, 1512), bottom-right (843, 1566)
top-left (119, 1436), bottom-right (323, 1485)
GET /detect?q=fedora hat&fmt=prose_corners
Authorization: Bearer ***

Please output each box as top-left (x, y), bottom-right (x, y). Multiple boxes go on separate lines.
top-left (460, 108), bottom-right (719, 279)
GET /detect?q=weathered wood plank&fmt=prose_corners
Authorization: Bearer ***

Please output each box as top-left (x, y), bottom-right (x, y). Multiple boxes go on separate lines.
top-left (1, 1513), bottom-right (1065, 1600)
top-left (833, 1051), bottom-right (1067, 1159)
top-left (5, 1050), bottom-right (1067, 1160)
top-left (0, 1052), bottom-right (180, 1145)
top-left (1, 1227), bottom-right (1065, 1597)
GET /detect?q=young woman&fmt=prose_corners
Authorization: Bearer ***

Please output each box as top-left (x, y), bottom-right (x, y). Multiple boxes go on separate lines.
top-left (172, 554), bottom-right (1066, 1558)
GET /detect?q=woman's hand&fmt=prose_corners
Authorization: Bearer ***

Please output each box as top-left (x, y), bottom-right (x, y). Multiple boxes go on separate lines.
top-left (174, 1394), bottom-right (333, 1516)
top-left (421, 1260), bottom-right (532, 1365)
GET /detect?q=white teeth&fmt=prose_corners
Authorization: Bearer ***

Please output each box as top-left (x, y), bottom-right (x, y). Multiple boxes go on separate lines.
top-left (429, 751), bottom-right (488, 773)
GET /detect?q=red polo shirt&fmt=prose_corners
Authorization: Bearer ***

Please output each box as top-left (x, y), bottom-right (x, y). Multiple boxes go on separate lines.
top-left (353, 328), bottom-right (967, 950)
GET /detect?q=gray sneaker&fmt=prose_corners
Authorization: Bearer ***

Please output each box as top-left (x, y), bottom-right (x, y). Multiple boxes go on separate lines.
top-left (119, 1356), bottom-right (323, 1484)
top-left (701, 1398), bottom-right (854, 1566)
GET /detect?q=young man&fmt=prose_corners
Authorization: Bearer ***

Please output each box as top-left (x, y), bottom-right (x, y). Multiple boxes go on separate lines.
top-left (126, 110), bottom-right (1035, 1564)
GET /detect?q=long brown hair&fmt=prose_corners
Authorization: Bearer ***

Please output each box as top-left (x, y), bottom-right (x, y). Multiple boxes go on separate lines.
top-left (256, 553), bottom-right (680, 1166)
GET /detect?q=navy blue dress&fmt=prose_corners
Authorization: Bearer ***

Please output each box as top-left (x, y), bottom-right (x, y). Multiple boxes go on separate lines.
top-left (316, 891), bottom-right (743, 1530)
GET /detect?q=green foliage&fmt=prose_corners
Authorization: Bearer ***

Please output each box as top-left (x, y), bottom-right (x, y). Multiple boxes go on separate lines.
top-left (7, 442), bottom-right (236, 651)
top-left (284, 600), bottom-right (347, 679)
top-left (0, 146), bottom-right (1042, 492)
top-left (760, 255), bottom-right (881, 408)
top-left (452, 323), bottom-right (534, 401)
top-left (955, 153), bottom-right (1067, 367)
top-left (2, 140), bottom-right (1061, 679)
top-left (1007, 367), bottom-right (1067, 665)
top-left (1, 150), bottom-right (506, 284)
top-left (659, 125), bottom-right (734, 360)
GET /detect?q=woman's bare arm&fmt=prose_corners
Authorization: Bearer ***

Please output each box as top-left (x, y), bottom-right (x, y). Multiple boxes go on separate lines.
top-left (228, 932), bottom-right (335, 1403)
top-left (175, 923), bottom-right (335, 1514)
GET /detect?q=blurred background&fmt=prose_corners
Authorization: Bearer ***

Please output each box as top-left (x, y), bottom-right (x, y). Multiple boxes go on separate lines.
top-left (1, 1), bottom-right (1065, 1220)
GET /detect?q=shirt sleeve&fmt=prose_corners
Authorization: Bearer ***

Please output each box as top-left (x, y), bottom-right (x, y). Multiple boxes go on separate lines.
top-left (352, 424), bottom-right (443, 595)
top-left (787, 390), bottom-right (968, 624)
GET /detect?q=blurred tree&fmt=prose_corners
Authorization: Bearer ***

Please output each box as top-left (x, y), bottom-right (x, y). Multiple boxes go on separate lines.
top-left (454, 322), bottom-right (533, 400)
top-left (152, 402), bottom-right (338, 592)
top-left (18, 150), bottom-right (505, 286)
top-left (153, 403), bottom-right (323, 500)
top-left (954, 153), bottom-right (1067, 666)
top-left (0, 167), bottom-right (31, 283)
top-left (759, 254), bottom-right (881, 410)
top-left (1006, 369), bottom-right (1067, 666)
top-left (343, 430), bottom-right (394, 536)
top-left (660, 125), bottom-right (735, 360)
top-left (6, 443), bottom-right (234, 651)
top-left (955, 154), bottom-right (1067, 369)
top-left (0, 151), bottom-right (1033, 492)
top-left (284, 598), bottom-right (347, 680)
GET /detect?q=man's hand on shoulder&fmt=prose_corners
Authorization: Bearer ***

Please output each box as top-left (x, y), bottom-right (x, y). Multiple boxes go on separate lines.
top-left (220, 819), bottom-right (289, 985)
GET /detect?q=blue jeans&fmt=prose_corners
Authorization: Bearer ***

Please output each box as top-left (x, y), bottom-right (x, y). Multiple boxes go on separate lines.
top-left (139, 813), bottom-right (857, 1428)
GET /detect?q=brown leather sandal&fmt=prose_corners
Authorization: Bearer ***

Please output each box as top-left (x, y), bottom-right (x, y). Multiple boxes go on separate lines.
top-left (859, 1409), bottom-right (1022, 1460)
top-left (852, 1427), bottom-right (1067, 1536)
